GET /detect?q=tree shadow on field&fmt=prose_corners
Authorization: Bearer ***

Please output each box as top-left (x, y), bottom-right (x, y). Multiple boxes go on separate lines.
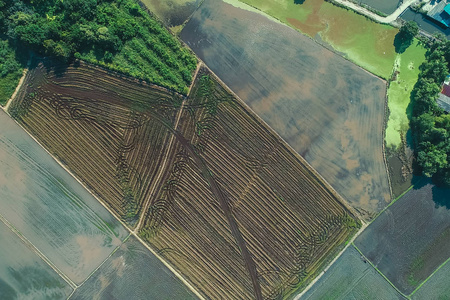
top-left (394, 33), bottom-right (413, 54)
top-left (432, 184), bottom-right (450, 209)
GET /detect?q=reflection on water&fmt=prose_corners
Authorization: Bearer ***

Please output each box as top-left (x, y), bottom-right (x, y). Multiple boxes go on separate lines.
top-left (359, 0), bottom-right (402, 15)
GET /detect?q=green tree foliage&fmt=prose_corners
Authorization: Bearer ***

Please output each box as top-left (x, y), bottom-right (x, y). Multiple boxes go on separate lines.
top-left (0, 0), bottom-right (197, 93)
top-left (394, 21), bottom-right (419, 53)
top-left (411, 37), bottom-right (450, 186)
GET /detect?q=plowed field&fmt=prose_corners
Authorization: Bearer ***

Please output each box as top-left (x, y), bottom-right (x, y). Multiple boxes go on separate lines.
top-left (11, 61), bottom-right (359, 299)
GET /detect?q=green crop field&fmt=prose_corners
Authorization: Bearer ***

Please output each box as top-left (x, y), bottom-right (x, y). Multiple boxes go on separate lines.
top-left (386, 40), bottom-right (426, 148)
top-left (236, 0), bottom-right (398, 79)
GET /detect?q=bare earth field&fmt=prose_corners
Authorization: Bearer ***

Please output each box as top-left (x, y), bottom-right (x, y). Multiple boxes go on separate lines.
top-left (301, 246), bottom-right (404, 300)
top-left (71, 236), bottom-right (196, 300)
top-left (180, 0), bottom-right (391, 218)
top-left (0, 220), bottom-right (72, 299)
top-left (0, 109), bottom-right (128, 285)
top-left (10, 61), bottom-right (359, 299)
top-left (354, 181), bottom-right (450, 294)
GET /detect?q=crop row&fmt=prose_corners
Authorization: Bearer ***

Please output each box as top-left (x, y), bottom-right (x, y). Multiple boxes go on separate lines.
top-left (139, 68), bottom-right (359, 299)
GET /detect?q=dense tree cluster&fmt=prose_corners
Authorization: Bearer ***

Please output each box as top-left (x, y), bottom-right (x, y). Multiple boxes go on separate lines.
top-left (0, 0), bottom-right (197, 93)
top-left (394, 21), bottom-right (419, 53)
top-left (411, 35), bottom-right (450, 186)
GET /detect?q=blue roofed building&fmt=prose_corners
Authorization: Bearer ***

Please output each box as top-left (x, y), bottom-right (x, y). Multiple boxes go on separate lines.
top-left (427, 1), bottom-right (450, 28)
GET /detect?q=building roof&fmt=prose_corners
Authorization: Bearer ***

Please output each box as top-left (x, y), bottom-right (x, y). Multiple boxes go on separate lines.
top-left (442, 83), bottom-right (450, 97)
top-left (427, 1), bottom-right (450, 28)
top-left (438, 93), bottom-right (450, 112)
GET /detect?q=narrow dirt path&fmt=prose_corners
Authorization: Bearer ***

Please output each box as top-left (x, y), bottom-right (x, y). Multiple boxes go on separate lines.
top-left (144, 110), bottom-right (263, 300)
top-left (4, 112), bottom-right (206, 300)
top-left (134, 99), bottom-right (186, 232)
top-left (135, 62), bottom-right (202, 232)
top-left (3, 67), bottom-right (29, 112)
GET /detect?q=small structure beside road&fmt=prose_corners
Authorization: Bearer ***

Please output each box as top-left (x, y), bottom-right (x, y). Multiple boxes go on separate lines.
top-left (427, 1), bottom-right (450, 28)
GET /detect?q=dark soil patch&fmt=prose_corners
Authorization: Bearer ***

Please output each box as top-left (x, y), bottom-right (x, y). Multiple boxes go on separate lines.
top-left (354, 181), bottom-right (450, 294)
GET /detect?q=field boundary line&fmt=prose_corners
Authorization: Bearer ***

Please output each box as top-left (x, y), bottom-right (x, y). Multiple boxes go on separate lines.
top-left (2, 106), bottom-right (206, 299)
top-left (199, 61), bottom-right (360, 220)
top-left (3, 56), bottom-right (31, 111)
top-left (409, 252), bottom-right (450, 297)
top-left (352, 243), bottom-right (409, 299)
top-left (368, 178), bottom-right (423, 225)
top-left (134, 97), bottom-right (187, 232)
top-left (292, 222), bottom-right (367, 300)
top-left (232, 0), bottom-right (391, 81)
top-left (0, 212), bottom-right (77, 290)
top-left (70, 232), bottom-right (133, 298)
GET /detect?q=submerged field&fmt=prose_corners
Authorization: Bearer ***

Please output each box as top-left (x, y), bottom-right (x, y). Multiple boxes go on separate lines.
top-left (0, 108), bottom-right (128, 285)
top-left (10, 60), bottom-right (359, 299)
top-left (301, 246), bottom-right (404, 300)
top-left (354, 181), bottom-right (450, 294)
top-left (72, 236), bottom-right (196, 299)
top-left (0, 220), bottom-right (72, 299)
top-left (181, 0), bottom-right (391, 217)
top-left (235, 0), bottom-right (398, 79)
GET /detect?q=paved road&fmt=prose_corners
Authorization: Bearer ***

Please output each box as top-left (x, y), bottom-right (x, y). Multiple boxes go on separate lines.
top-left (333, 0), bottom-right (418, 24)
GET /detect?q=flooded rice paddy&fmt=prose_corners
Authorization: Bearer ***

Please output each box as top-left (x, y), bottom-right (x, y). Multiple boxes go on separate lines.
top-left (301, 246), bottom-right (403, 300)
top-left (355, 180), bottom-right (450, 294)
top-left (0, 220), bottom-right (72, 299)
top-left (181, 0), bottom-right (391, 217)
top-left (0, 109), bottom-right (128, 285)
top-left (71, 236), bottom-right (197, 300)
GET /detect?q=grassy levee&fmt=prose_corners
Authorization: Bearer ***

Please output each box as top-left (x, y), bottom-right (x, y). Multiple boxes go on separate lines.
top-left (235, 0), bottom-right (398, 79)
top-left (0, 39), bottom-right (26, 106)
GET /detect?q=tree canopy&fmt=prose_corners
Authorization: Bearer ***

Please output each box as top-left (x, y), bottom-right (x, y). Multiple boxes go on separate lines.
top-left (411, 35), bottom-right (450, 186)
top-left (0, 0), bottom-right (197, 93)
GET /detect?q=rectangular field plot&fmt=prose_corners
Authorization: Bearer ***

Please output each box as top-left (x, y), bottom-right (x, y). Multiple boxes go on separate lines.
top-left (301, 246), bottom-right (404, 300)
top-left (412, 256), bottom-right (450, 299)
top-left (354, 181), bottom-right (450, 294)
top-left (140, 67), bottom-right (360, 299)
top-left (0, 109), bottom-right (128, 285)
top-left (10, 60), bottom-right (359, 299)
top-left (180, 0), bottom-right (391, 218)
top-left (71, 236), bottom-right (196, 300)
top-left (0, 220), bottom-right (72, 300)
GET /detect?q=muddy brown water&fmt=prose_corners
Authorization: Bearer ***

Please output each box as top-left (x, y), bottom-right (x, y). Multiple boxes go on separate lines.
top-left (0, 109), bottom-right (128, 284)
top-left (180, 0), bottom-right (391, 216)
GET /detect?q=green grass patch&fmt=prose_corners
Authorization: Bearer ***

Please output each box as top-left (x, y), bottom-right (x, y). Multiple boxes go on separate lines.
top-left (237, 0), bottom-right (398, 79)
top-left (0, 39), bottom-right (25, 106)
top-left (386, 40), bottom-right (426, 148)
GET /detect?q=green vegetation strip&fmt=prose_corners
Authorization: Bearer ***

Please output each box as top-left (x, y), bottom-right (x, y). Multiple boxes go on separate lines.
top-left (351, 243), bottom-right (408, 299)
top-left (386, 40), bottom-right (426, 148)
top-left (0, 0), bottom-right (197, 94)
